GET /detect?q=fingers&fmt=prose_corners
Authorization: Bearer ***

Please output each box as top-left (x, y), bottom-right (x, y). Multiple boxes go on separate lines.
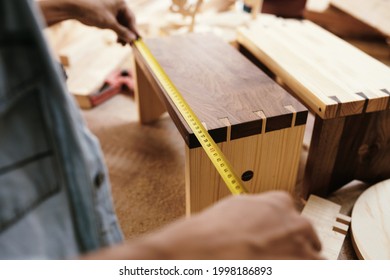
top-left (122, 7), bottom-right (141, 38)
top-left (292, 215), bottom-right (322, 255)
top-left (114, 6), bottom-right (141, 44)
top-left (302, 218), bottom-right (322, 252)
top-left (112, 23), bottom-right (137, 43)
top-left (110, 18), bottom-right (137, 44)
top-left (242, 192), bottom-right (323, 259)
top-left (294, 235), bottom-right (325, 260)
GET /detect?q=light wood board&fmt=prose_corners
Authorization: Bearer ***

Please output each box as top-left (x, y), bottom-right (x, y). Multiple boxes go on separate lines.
top-left (45, 21), bottom-right (131, 109)
top-left (301, 195), bottom-right (351, 260)
top-left (237, 15), bottom-right (390, 119)
top-left (351, 179), bottom-right (390, 260)
top-left (331, 0), bottom-right (390, 38)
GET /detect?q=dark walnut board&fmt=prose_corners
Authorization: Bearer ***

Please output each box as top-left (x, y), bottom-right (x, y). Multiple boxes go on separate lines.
top-left (133, 33), bottom-right (307, 148)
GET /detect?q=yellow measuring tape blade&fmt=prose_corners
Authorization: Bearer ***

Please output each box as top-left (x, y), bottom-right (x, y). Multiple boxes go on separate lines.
top-left (135, 39), bottom-right (248, 195)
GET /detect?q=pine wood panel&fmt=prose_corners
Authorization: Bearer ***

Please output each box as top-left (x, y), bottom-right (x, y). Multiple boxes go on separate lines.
top-left (45, 20), bottom-right (130, 109)
top-left (351, 179), bottom-right (390, 259)
top-left (331, 0), bottom-right (390, 38)
top-left (66, 44), bottom-right (131, 108)
top-left (135, 33), bottom-right (307, 148)
top-left (301, 195), bottom-right (351, 260)
top-left (237, 15), bottom-right (390, 119)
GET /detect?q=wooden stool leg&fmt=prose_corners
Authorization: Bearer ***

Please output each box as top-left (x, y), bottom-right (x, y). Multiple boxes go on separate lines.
top-left (332, 110), bottom-right (390, 186)
top-left (304, 116), bottom-right (346, 197)
top-left (134, 60), bottom-right (166, 124)
top-left (305, 110), bottom-right (390, 197)
top-left (185, 125), bottom-right (305, 215)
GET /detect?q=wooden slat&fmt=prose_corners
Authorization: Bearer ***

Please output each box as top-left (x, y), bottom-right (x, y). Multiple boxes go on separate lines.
top-left (138, 33), bottom-right (307, 148)
top-left (331, 0), bottom-right (390, 38)
top-left (237, 15), bottom-right (390, 119)
top-left (301, 195), bottom-right (351, 260)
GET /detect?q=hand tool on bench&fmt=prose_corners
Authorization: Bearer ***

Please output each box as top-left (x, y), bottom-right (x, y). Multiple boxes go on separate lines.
top-left (89, 69), bottom-right (134, 108)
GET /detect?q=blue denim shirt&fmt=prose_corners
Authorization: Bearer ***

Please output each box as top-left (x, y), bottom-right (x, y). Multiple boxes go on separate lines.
top-left (0, 0), bottom-right (123, 259)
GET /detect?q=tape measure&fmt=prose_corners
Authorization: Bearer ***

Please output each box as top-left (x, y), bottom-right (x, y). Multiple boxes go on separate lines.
top-left (134, 39), bottom-right (248, 195)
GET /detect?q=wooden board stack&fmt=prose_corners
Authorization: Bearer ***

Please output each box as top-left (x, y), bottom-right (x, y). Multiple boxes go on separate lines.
top-left (45, 21), bottom-right (131, 109)
top-left (237, 15), bottom-right (390, 197)
top-left (133, 33), bottom-right (308, 213)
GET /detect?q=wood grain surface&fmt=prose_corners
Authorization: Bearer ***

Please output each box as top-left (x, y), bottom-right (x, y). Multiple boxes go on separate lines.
top-left (305, 110), bottom-right (390, 196)
top-left (134, 33), bottom-right (307, 148)
top-left (351, 179), bottom-right (390, 259)
top-left (237, 15), bottom-right (390, 119)
top-left (331, 0), bottom-right (390, 38)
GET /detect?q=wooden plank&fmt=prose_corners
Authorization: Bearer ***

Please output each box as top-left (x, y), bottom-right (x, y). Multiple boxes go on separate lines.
top-left (303, 116), bottom-right (345, 197)
top-left (301, 195), bottom-right (351, 260)
top-left (237, 15), bottom-right (390, 119)
top-left (66, 44), bottom-right (131, 108)
top-left (58, 31), bottom-right (109, 67)
top-left (137, 33), bottom-right (307, 148)
top-left (45, 21), bottom-right (130, 108)
top-left (351, 179), bottom-right (390, 259)
top-left (331, 0), bottom-right (390, 38)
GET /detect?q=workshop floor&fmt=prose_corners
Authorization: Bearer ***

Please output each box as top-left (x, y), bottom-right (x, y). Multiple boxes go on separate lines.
top-left (82, 94), bottom-right (186, 239)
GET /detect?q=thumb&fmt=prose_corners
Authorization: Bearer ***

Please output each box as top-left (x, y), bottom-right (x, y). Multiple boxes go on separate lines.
top-left (111, 21), bottom-right (136, 43)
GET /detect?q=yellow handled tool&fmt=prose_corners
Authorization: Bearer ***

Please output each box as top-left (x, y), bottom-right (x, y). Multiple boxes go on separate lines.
top-left (134, 39), bottom-right (248, 195)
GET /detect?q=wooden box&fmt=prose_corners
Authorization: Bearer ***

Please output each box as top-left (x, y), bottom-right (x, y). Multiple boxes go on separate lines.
top-left (133, 33), bottom-right (307, 213)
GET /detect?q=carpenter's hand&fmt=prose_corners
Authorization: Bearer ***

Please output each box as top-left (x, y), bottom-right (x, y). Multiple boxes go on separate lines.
top-left (71, 0), bottom-right (140, 44)
top-left (145, 191), bottom-right (323, 259)
top-left (81, 191), bottom-right (323, 260)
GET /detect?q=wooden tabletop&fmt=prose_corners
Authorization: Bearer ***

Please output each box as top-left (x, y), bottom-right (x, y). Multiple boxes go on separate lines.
top-left (237, 15), bottom-right (390, 119)
top-left (134, 33), bottom-right (307, 148)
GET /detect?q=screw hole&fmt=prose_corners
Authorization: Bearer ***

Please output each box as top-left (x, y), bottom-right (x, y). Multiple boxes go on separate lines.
top-left (241, 170), bottom-right (254, 182)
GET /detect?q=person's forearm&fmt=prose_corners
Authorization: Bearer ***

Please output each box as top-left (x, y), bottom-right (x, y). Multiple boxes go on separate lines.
top-left (37, 0), bottom-right (77, 26)
top-left (80, 192), bottom-right (323, 260)
top-left (79, 235), bottom-right (169, 260)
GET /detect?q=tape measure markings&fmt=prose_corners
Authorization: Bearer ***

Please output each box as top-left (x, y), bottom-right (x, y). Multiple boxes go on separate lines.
top-left (135, 39), bottom-right (248, 195)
